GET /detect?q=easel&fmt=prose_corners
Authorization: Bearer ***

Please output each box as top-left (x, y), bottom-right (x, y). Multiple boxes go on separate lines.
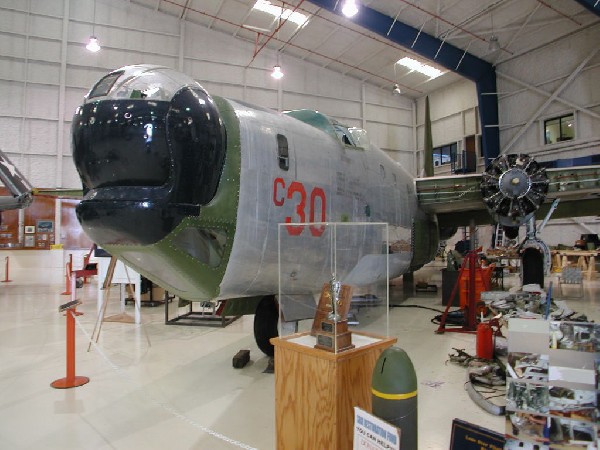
top-left (88, 257), bottom-right (149, 351)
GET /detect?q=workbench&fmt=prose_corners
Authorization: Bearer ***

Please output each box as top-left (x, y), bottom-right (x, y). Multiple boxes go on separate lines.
top-left (552, 250), bottom-right (599, 280)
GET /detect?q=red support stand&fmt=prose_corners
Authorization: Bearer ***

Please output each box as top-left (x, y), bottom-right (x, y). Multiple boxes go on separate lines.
top-left (2, 256), bottom-right (12, 283)
top-left (51, 300), bottom-right (89, 389)
top-left (436, 251), bottom-right (486, 335)
top-left (61, 260), bottom-right (72, 295)
top-left (61, 248), bottom-right (97, 296)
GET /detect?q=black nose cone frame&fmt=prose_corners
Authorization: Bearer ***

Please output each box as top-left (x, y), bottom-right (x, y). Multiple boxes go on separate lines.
top-left (72, 71), bottom-right (226, 246)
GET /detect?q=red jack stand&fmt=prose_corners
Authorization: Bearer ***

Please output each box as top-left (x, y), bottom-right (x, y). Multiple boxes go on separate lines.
top-left (51, 300), bottom-right (89, 389)
top-left (436, 251), bottom-right (489, 335)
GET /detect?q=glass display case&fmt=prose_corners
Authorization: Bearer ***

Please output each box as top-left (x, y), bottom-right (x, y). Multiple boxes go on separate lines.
top-left (277, 222), bottom-right (390, 353)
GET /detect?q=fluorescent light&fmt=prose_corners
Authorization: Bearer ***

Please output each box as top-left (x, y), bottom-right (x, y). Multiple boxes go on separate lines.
top-left (341, 0), bottom-right (359, 17)
top-left (396, 57), bottom-right (443, 79)
top-left (271, 65), bottom-right (284, 79)
top-left (86, 36), bottom-right (101, 52)
top-left (252, 0), bottom-right (308, 27)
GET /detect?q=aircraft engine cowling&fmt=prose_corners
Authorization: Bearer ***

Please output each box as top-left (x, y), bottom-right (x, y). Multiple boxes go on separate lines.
top-left (480, 154), bottom-right (549, 227)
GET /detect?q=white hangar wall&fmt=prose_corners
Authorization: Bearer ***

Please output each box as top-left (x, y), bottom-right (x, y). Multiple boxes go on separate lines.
top-left (497, 25), bottom-right (600, 162)
top-left (0, 0), bottom-right (415, 190)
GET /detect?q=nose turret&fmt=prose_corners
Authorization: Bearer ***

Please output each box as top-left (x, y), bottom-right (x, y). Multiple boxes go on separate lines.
top-left (72, 65), bottom-right (227, 246)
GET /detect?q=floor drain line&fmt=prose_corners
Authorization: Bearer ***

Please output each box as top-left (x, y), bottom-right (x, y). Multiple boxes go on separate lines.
top-left (73, 316), bottom-right (258, 450)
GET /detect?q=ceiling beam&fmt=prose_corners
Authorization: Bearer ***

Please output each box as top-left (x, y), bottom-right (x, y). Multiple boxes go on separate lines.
top-left (496, 71), bottom-right (600, 121)
top-left (572, 0), bottom-right (600, 17)
top-left (306, 0), bottom-right (500, 164)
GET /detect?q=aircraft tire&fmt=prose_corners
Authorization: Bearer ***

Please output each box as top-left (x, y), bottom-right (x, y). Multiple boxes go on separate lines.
top-left (254, 295), bottom-right (278, 357)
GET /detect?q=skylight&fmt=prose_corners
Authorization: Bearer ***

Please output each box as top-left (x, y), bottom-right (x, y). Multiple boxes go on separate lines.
top-left (252, 0), bottom-right (309, 27)
top-left (397, 57), bottom-right (444, 80)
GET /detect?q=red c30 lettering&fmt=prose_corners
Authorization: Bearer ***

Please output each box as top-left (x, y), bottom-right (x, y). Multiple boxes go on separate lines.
top-left (272, 179), bottom-right (327, 236)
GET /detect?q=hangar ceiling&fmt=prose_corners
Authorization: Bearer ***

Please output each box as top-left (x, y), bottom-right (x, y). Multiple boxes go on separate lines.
top-left (127, 0), bottom-right (600, 98)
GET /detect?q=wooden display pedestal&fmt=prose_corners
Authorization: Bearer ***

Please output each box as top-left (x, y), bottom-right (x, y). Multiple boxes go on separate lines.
top-left (271, 331), bottom-right (396, 450)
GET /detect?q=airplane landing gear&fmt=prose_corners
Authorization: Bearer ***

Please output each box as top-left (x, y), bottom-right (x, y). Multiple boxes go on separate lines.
top-left (253, 295), bottom-right (278, 357)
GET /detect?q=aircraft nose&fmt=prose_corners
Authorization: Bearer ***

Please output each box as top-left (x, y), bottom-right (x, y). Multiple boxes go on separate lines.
top-left (72, 70), bottom-right (226, 246)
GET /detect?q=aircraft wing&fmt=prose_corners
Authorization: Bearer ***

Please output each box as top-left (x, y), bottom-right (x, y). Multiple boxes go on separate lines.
top-left (416, 156), bottom-right (600, 229)
top-left (0, 150), bottom-right (33, 211)
top-left (33, 188), bottom-right (84, 199)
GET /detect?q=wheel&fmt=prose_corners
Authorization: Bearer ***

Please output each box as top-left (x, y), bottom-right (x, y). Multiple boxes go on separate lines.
top-left (253, 295), bottom-right (278, 357)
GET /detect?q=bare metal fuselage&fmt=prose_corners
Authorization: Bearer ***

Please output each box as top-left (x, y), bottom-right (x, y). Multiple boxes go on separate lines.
top-left (217, 99), bottom-right (425, 300)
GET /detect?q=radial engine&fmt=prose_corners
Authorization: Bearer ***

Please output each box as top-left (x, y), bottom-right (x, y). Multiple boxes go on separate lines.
top-left (480, 154), bottom-right (549, 238)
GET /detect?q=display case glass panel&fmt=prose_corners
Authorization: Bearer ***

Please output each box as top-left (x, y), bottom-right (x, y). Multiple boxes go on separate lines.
top-left (278, 222), bottom-right (390, 353)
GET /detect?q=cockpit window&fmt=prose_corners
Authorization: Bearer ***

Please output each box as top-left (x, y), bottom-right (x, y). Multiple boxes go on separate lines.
top-left (85, 65), bottom-right (203, 102)
top-left (348, 127), bottom-right (369, 148)
top-left (333, 125), bottom-right (356, 146)
top-left (88, 71), bottom-right (123, 99)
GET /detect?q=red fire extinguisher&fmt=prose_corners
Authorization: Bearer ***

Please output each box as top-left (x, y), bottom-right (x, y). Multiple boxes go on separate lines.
top-left (476, 321), bottom-right (494, 359)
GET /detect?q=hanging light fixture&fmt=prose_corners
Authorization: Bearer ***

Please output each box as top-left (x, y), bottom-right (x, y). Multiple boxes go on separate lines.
top-left (271, 65), bottom-right (284, 79)
top-left (86, 36), bottom-right (101, 53)
top-left (392, 63), bottom-right (401, 96)
top-left (86, 0), bottom-right (101, 52)
top-left (488, 35), bottom-right (500, 52)
top-left (341, 0), bottom-right (359, 18)
top-left (488, 12), bottom-right (499, 52)
top-left (271, 50), bottom-right (284, 80)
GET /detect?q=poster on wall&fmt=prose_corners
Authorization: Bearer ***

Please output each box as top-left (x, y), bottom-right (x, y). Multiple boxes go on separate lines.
top-left (36, 220), bottom-right (53, 233)
top-left (24, 235), bottom-right (34, 247)
top-left (505, 318), bottom-right (599, 449)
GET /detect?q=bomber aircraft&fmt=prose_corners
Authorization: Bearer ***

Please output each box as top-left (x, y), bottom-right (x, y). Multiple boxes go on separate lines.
top-left (68, 64), bottom-right (600, 355)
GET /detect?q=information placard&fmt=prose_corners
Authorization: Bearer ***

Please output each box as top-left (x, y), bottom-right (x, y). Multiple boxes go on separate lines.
top-left (450, 418), bottom-right (505, 450)
top-left (354, 407), bottom-right (400, 450)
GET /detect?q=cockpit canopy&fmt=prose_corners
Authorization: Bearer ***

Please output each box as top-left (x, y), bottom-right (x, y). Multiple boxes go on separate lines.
top-left (283, 109), bottom-right (370, 149)
top-left (86, 64), bottom-right (203, 103)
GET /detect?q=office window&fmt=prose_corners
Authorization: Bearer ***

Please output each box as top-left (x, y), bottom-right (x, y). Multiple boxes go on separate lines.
top-left (544, 114), bottom-right (574, 144)
top-left (432, 143), bottom-right (457, 166)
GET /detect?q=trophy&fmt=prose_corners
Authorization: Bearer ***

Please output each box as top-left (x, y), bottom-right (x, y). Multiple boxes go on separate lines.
top-left (312, 275), bottom-right (354, 352)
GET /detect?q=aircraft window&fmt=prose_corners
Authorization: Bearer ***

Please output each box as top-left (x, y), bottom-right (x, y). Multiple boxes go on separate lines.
top-left (333, 125), bottom-right (356, 146)
top-left (348, 127), bottom-right (369, 148)
top-left (88, 71), bottom-right (123, 98)
top-left (277, 134), bottom-right (289, 171)
top-left (172, 227), bottom-right (227, 268)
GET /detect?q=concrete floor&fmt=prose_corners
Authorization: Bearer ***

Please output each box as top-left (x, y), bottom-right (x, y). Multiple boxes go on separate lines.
top-left (0, 261), bottom-right (598, 449)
